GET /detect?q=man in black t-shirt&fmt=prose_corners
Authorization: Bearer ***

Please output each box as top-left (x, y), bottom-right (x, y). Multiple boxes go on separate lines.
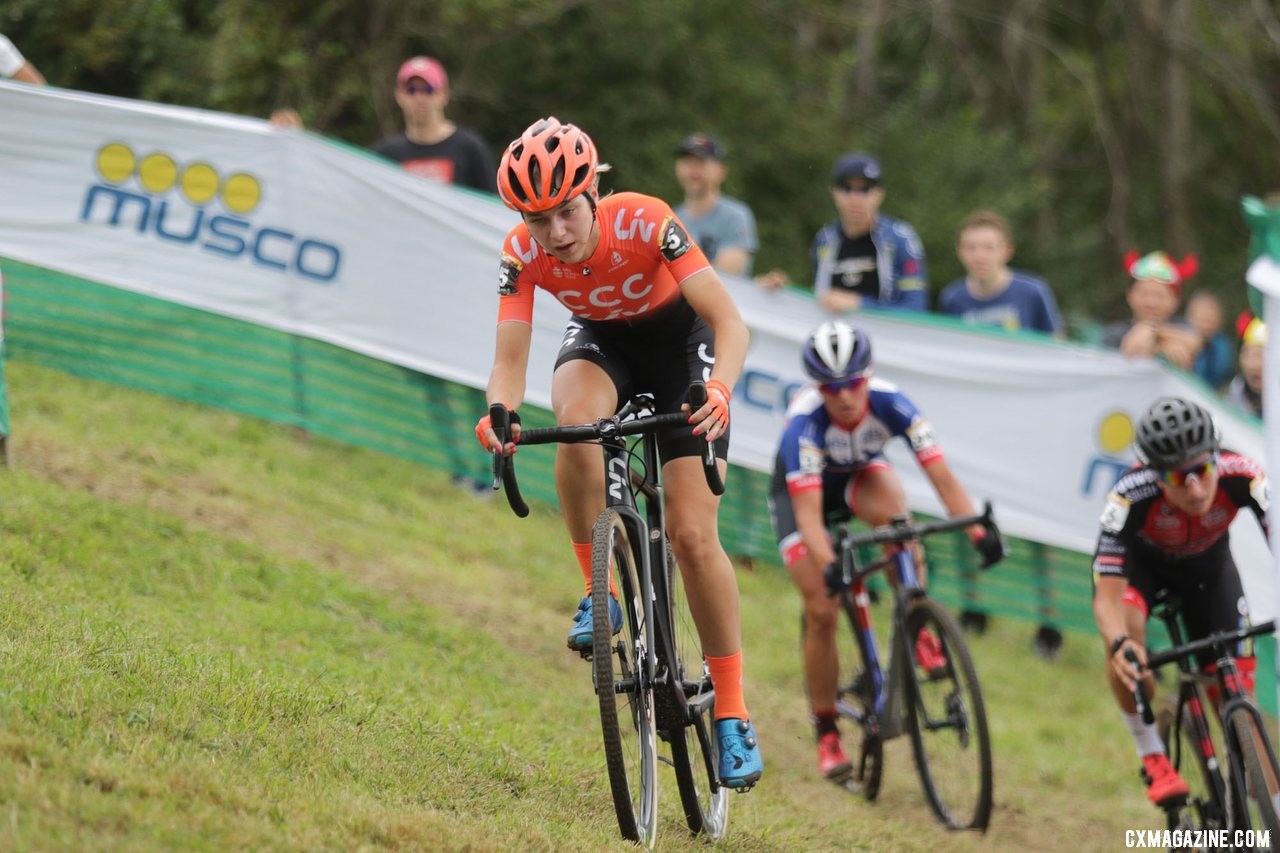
top-left (372, 56), bottom-right (496, 194)
top-left (809, 153), bottom-right (927, 314)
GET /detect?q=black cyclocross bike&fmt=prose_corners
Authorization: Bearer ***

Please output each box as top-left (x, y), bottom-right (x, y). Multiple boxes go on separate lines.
top-left (823, 505), bottom-right (1001, 831)
top-left (1130, 592), bottom-right (1280, 850)
top-left (489, 383), bottom-right (730, 849)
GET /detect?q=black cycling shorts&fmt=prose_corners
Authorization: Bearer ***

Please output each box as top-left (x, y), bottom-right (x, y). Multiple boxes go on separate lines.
top-left (1119, 545), bottom-right (1249, 668)
top-left (553, 297), bottom-right (728, 463)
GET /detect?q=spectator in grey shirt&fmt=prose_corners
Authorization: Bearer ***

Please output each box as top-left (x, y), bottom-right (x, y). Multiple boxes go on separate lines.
top-left (673, 133), bottom-right (758, 277)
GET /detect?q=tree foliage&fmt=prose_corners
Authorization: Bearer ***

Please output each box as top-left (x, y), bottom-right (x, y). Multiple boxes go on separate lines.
top-left (5, 0), bottom-right (1277, 322)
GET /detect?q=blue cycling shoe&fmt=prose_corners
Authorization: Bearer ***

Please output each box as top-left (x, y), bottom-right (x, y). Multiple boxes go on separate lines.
top-left (716, 718), bottom-right (764, 790)
top-left (566, 594), bottom-right (623, 651)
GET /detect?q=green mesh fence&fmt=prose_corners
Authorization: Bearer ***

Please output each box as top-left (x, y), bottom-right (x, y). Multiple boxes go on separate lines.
top-left (7, 258), bottom-right (1276, 711)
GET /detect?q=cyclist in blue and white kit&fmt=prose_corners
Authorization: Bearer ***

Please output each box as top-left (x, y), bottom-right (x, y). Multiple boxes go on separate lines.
top-left (768, 321), bottom-right (1003, 781)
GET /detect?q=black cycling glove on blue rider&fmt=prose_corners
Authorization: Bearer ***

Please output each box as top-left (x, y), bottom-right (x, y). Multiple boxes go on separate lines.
top-left (972, 531), bottom-right (1005, 569)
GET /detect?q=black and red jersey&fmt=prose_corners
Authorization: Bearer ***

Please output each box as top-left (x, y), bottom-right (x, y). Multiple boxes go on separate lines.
top-left (1092, 451), bottom-right (1270, 579)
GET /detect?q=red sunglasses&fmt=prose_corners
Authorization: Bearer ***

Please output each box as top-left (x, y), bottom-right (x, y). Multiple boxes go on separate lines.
top-left (1159, 454), bottom-right (1218, 487)
top-left (819, 376), bottom-right (868, 395)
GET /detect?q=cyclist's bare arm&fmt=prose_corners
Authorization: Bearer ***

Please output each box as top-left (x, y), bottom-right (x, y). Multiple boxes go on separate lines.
top-left (1093, 574), bottom-right (1144, 693)
top-left (680, 268), bottom-right (748, 390)
top-left (482, 320), bottom-right (532, 450)
top-left (679, 268), bottom-right (748, 441)
top-left (921, 457), bottom-right (983, 538)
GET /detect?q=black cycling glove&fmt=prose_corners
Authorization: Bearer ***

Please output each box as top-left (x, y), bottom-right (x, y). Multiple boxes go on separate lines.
top-left (972, 531), bottom-right (1005, 569)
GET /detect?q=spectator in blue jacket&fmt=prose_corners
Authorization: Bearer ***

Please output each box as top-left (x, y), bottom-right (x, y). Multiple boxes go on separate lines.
top-left (938, 209), bottom-right (1063, 336)
top-left (1184, 291), bottom-right (1234, 390)
top-left (810, 153), bottom-right (927, 314)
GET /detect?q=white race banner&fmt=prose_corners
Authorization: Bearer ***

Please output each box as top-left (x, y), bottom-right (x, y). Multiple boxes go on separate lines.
top-left (0, 83), bottom-right (1270, 613)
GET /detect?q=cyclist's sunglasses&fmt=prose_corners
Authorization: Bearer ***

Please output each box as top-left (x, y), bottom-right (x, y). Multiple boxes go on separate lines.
top-left (819, 375), bottom-right (868, 395)
top-left (401, 81), bottom-right (437, 95)
top-left (1159, 454), bottom-right (1218, 487)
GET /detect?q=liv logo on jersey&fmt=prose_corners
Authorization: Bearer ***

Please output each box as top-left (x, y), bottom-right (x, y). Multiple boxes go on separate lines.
top-left (79, 142), bottom-right (343, 283)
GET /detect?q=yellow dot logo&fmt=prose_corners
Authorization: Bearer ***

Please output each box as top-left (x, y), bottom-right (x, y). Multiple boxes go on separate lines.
top-left (221, 172), bottom-right (262, 214)
top-left (1097, 410), bottom-right (1135, 456)
top-left (96, 143), bottom-right (136, 184)
top-left (138, 152), bottom-right (179, 194)
top-left (180, 162), bottom-right (220, 205)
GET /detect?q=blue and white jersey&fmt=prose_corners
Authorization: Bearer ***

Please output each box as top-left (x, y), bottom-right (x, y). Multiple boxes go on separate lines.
top-left (776, 378), bottom-right (943, 495)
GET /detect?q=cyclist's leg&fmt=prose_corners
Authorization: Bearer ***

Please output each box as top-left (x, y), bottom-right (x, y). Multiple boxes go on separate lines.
top-left (550, 330), bottom-right (624, 647)
top-left (771, 472), bottom-right (853, 778)
top-left (664, 454), bottom-right (763, 787)
top-left (1179, 555), bottom-right (1251, 711)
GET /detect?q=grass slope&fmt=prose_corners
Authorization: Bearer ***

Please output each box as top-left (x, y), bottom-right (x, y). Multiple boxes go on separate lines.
top-left (0, 362), bottom-right (1161, 851)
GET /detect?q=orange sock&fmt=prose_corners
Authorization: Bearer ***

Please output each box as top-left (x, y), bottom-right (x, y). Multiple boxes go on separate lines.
top-left (706, 650), bottom-right (749, 720)
top-left (572, 541), bottom-right (619, 598)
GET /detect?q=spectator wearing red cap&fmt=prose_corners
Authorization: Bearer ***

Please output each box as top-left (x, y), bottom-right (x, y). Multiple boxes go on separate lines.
top-left (372, 56), bottom-right (496, 194)
top-left (1102, 251), bottom-right (1202, 371)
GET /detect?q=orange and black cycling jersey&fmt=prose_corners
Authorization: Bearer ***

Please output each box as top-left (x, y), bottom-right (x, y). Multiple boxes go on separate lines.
top-left (495, 192), bottom-right (710, 325)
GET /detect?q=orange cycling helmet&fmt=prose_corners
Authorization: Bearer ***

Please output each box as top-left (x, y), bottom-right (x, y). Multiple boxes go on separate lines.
top-left (497, 117), bottom-right (599, 213)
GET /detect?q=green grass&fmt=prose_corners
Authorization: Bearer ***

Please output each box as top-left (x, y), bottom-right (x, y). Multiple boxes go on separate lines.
top-left (0, 361), bottom-right (1166, 850)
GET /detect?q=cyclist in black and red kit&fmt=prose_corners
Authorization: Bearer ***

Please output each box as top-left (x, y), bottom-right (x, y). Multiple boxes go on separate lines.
top-left (1093, 397), bottom-right (1271, 808)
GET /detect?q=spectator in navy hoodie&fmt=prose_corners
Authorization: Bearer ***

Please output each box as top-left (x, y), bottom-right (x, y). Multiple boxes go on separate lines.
top-left (937, 209), bottom-right (1063, 336)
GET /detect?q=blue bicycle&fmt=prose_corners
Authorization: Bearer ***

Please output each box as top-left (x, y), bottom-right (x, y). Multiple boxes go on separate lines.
top-left (824, 505), bottom-right (1001, 831)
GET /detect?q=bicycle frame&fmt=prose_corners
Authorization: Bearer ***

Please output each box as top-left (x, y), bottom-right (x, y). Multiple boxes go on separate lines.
top-left (489, 388), bottom-right (728, 812)
top-left (835, 545), bottom-right (924, 741)
top-left (833, 508), bottom-right (998, 741)
top-left (1141, 600), bottom-right (1279, 836)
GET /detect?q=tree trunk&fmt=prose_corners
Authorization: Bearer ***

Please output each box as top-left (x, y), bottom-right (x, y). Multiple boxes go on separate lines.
top-left (851, 0), bottom-right (887, 107)
top-left (1161, 0), bottom-right (1194, 254)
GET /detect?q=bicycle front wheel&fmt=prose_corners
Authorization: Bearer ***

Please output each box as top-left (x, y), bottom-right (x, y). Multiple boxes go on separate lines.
top-left (592, 509), bottom-right (658, 847)
top-left (1225, 703), bottom-right (1280, 843)
top-left (664, 538), bottom-right (729, 839)
top-left (904, 596), bottom-right (993, 831)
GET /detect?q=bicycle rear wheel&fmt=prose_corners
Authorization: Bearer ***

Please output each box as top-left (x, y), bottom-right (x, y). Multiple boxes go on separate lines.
top-left (903, 596), bottom-right (993, 830)
top-left (664, 538), bottom-right (729, 839)
top-left (1225, 703), bottom-right (1280, 844)
top-left (592, 509), bottom-right (658, 847)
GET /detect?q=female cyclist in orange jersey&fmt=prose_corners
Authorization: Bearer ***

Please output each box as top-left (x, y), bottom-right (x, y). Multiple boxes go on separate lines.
top-left (475, 117), bottom-right (763, 788)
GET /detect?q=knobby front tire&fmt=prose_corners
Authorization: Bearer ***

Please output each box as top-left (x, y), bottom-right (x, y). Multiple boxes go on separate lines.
top-left (591, 510), bottom-right (658, 848)
top-left (904, 596), bottom-right (993, 831)
top-left (1225, 703), bottom-right (1280, 843)
top-left (663, 538), bottom-right (729, 839)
